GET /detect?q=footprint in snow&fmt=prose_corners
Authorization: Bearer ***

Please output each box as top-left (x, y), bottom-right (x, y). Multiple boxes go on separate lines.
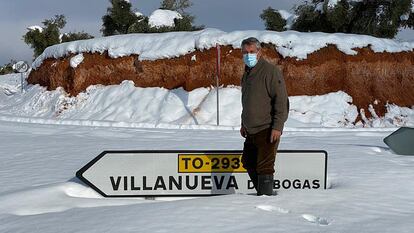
top-left (302, 214), bottom-right (330, 226)
top-left (255, 205), bottom-right (290, 214)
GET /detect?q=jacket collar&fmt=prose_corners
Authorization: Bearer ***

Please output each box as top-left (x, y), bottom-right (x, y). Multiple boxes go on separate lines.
top-left (244, 56), bottom-right (266, 76)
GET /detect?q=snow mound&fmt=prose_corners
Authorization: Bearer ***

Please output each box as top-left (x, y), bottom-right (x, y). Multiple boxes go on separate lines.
top-left (288, 91), bottom-right (358, 127)
top-left (31, 28), bottom-right (414, 69)
top-left (149, 9), bottom-right (182, 28)
top-left (0, 181), bottom-right (142, 216)
top-left (1, 74), bottom-right (412, 129)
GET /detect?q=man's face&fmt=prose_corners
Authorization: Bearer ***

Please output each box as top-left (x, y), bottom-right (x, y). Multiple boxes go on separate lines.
top-left (242, 44), bottom-right (261, 58)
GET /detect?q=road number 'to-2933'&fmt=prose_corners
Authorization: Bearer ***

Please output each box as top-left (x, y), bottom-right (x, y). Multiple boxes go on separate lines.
top-left (178, 154), bottom-right (246, 173)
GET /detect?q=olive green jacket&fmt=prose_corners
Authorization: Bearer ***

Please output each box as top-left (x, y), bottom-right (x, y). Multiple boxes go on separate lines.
top-left (241, 57), bottom-right (289, 134)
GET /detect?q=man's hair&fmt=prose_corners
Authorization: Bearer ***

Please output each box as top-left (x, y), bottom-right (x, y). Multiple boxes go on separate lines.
top-left (241, 37), bottom-right (262, 50)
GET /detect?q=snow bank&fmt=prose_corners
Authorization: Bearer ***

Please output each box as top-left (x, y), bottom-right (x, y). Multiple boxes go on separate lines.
top-left (289, 92), bottom-right (358, 127)
top-left (32, 28), bottom-right (414, 69)
top-left (148, 9), bottom-right (182, 28)
top-left (0, 181), bottom-right (141, 216)
top-left (1, 74), bottom-right (412, 129)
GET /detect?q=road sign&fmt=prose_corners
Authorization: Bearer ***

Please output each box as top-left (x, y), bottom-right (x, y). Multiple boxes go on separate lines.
top-left (384, 127), bottom-right (414, 155)
top-left (12, 61), bottom-right (29, 93)
top-left (13, 61), bottom-right (29, 73)
top-left (76, 150), bottom-right (328, 197)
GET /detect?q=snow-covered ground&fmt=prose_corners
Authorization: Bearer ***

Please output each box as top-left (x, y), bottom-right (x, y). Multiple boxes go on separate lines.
top-left (1, 72), bottom-right (414, 232)
top-left (0, 119), bottom-right (413, 232)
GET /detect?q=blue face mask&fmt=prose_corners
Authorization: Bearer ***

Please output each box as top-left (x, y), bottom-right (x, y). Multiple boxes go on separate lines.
top-left (243, 53), bottom-right (258, 68)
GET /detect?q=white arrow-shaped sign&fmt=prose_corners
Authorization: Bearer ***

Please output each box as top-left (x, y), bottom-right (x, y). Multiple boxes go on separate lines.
top-left (76, 150), bottom-right (328, 197)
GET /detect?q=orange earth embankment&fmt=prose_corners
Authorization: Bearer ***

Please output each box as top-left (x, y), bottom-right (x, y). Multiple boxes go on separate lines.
top-left (28, 44), bottom-right (414, 117)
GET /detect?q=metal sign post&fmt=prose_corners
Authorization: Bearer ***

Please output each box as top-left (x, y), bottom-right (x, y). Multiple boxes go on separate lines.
top-left (216, 44), bottom-right (220, 126)
top-left (13, 61), bottom-right (29, 93)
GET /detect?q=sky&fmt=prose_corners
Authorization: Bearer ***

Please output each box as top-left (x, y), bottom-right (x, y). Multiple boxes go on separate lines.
top-left (0, 0), bottom-right (413, 65)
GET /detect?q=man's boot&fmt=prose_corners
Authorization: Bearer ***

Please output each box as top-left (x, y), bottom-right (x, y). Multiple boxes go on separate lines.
top-left (257, 174), bottom-right (275, 196)
top-left (247, 169), bottom-right (258, 192)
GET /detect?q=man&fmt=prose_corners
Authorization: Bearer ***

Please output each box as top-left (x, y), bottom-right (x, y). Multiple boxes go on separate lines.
top-left (240, 37), bottom-right (289, 196)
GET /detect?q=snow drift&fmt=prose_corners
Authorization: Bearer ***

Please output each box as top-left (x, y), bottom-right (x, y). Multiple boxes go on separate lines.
top-left (2, 74), bottom-right (413, 128)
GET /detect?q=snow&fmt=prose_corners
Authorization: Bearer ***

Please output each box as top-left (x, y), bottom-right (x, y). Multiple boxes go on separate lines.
top-left (0, 72), bottom-right (28, 95)
top-left (376, 5), bottom-right (385, 20)
top-left (288, 91), bottom-right (359, 127)
top-left (31, 28), bottom-right (414, 69)
top-left (135, 11), bottom-right (143, 17)
top-left (383, 104), bottom-right (414, 126)
top-left (3, 4), bottom-right (413, 231)
top-left (0, 120), bottom-right (413, 232)
top-left (27, 25), bottom-right (43, 32)
top-left (277, 10), bottom-right (297, 29)
top-left (0, 74), bottom-right (412, 129)
top-left (412, 0), bottom-right (414, 13)
top-left (148, 9), bottom-right (182, 28)
top-left (401, 13), bottom-right (410, 21)
top-left (1, 64), bottom-right (414, 231)
top-left (315, 2), bottom-right (325, 13)
top-left (328, 0), bottom-right (339, 8)
top-left (59, 33), bottom-right (65, 43)
top-left (70, 53), bottom-right (84, 68)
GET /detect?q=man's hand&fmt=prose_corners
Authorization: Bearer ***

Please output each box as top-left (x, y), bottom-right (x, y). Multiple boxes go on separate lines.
top-left (270, 129), bottom-right (282, 143)
top-left (240, 126), bottom-right (247, 138)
